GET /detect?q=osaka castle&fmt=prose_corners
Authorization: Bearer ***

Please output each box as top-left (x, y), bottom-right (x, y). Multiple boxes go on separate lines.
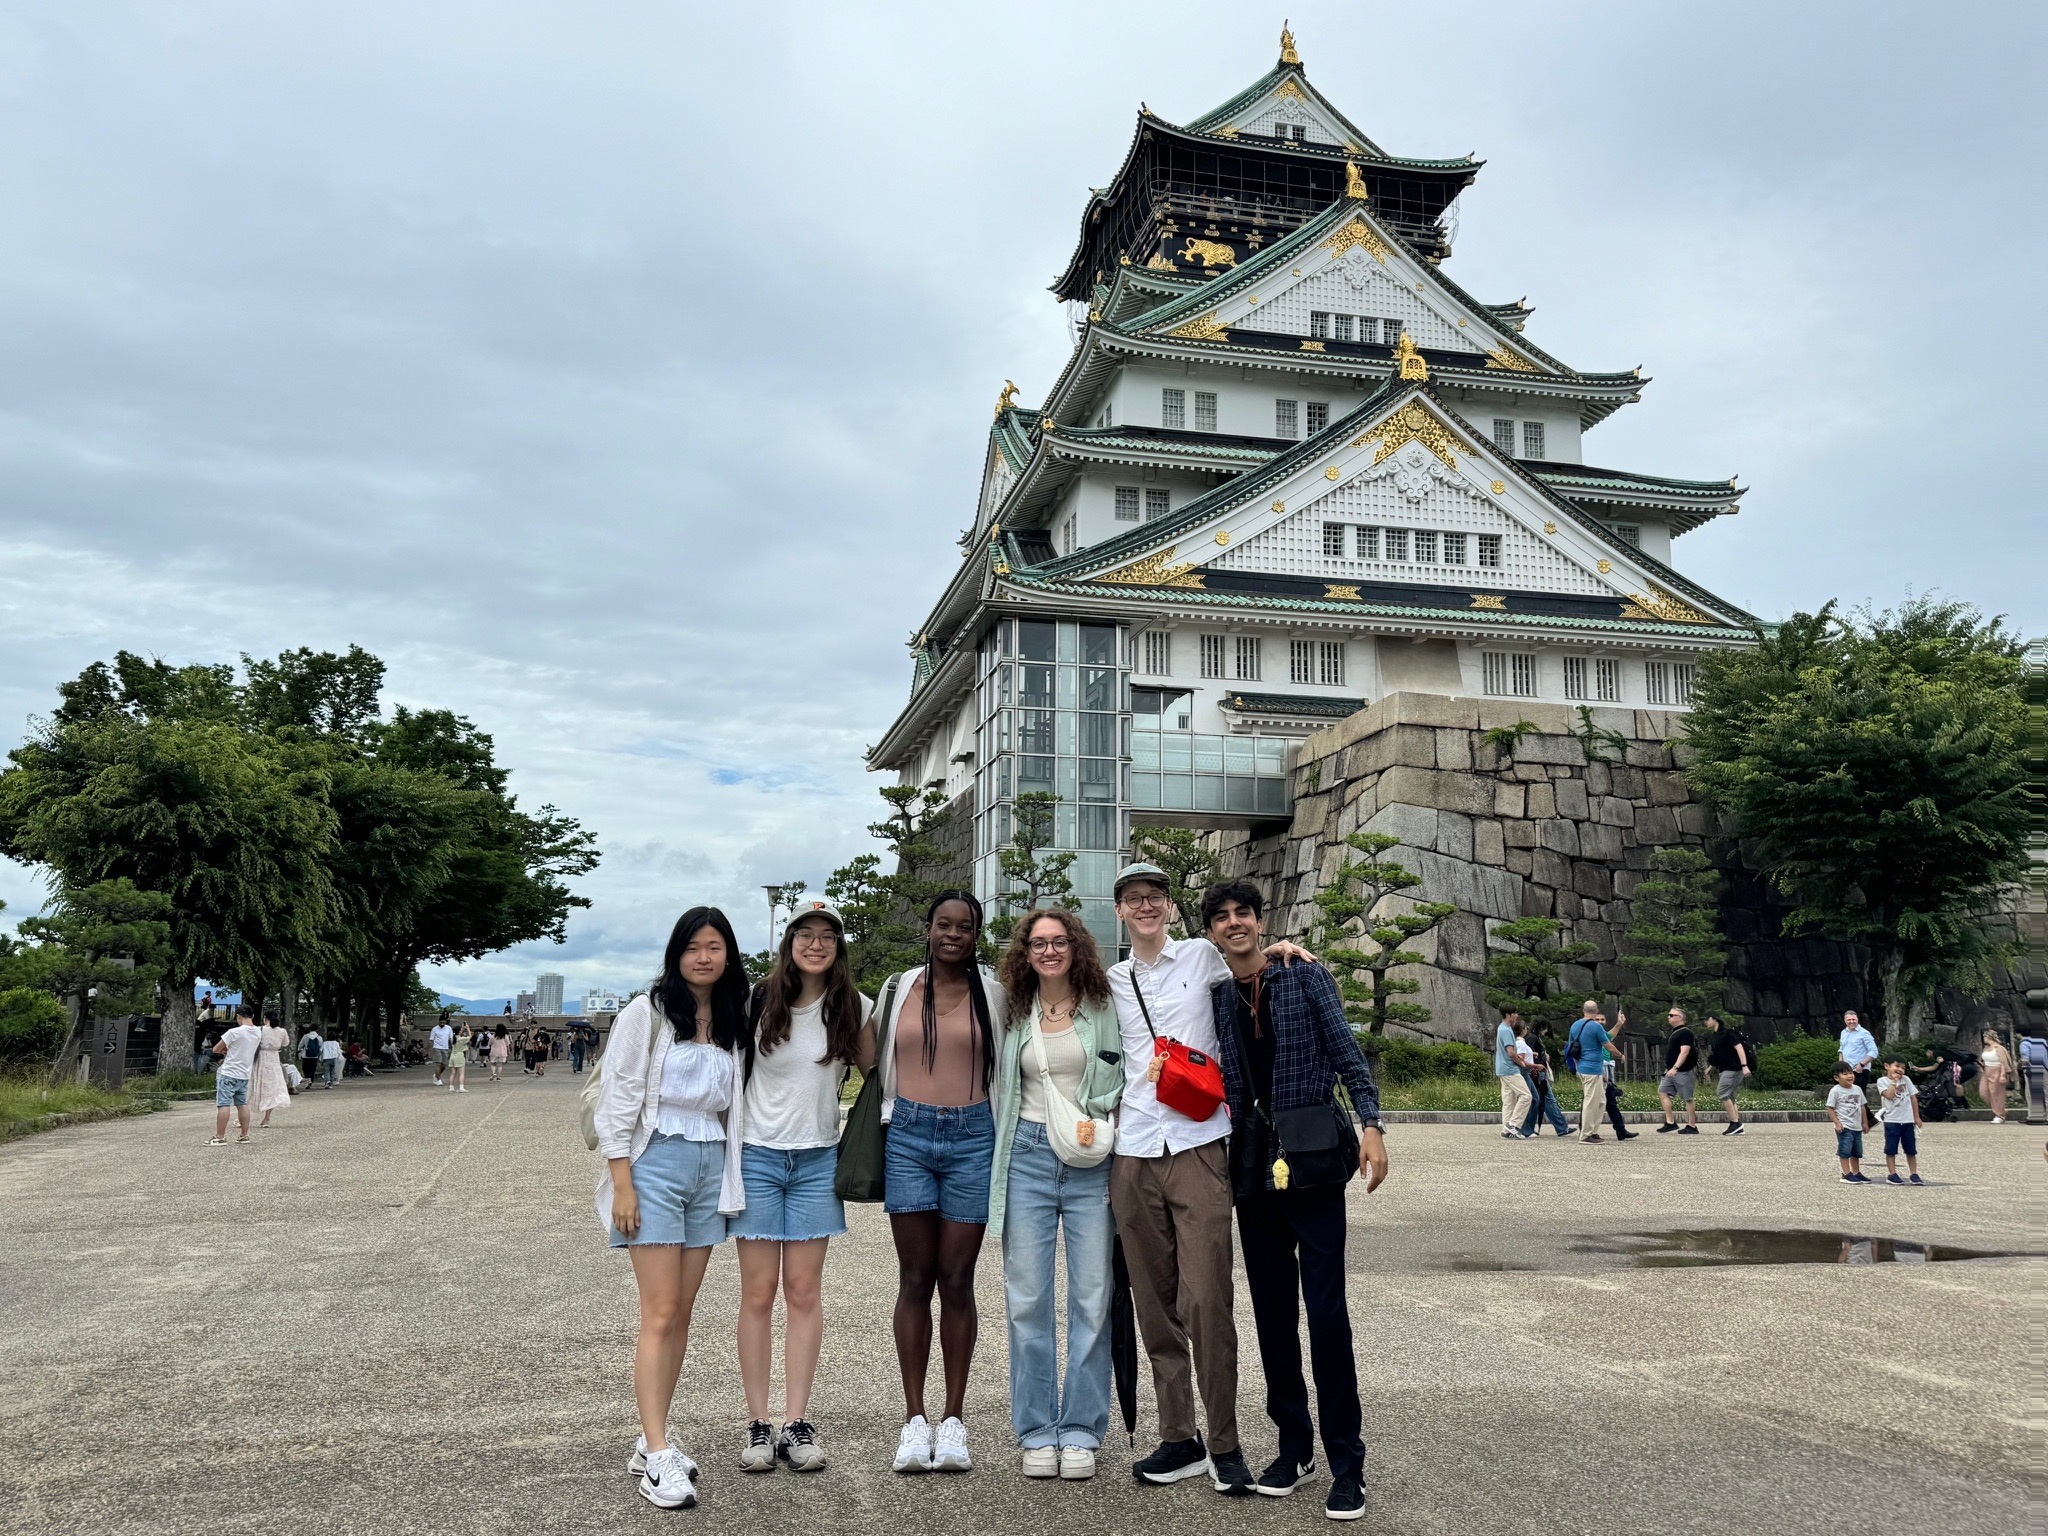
top-left (871, 28), bottom-right (1754, 950)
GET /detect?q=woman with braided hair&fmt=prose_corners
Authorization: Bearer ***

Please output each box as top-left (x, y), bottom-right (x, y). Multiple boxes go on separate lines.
top-left (873, 891), bottom-right (1007, 1476)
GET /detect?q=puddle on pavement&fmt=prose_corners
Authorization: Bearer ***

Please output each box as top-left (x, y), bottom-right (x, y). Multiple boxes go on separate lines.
top-left (1575, 1228), bottom-right (2034, 1268)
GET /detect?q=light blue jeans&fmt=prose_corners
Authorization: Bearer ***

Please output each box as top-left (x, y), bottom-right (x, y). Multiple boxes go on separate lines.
top-left (1002, 1120), bottom-right (1114, 1449)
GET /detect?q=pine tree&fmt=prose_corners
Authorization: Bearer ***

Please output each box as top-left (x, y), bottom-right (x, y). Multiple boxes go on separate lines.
top-left (1311, 832), bottom-right (1457, 1060)
top-left (989, 791), bottom-right (1078, 942)
top-left (1619, 847), bottom-right (1736, 1025)
top-left (1482, 917), bottom-right (1596, 1034)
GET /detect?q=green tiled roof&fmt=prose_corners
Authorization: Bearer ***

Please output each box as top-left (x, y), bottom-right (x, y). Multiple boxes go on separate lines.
top-left (1045, 424), bottom-right (1276, 466)
top-left (1177, 63), bottom-right (1475, 171)
top-left (1217, 691), bottom-right (1369, 717)
top-left (1527, 462), bottom-right (1742, 502)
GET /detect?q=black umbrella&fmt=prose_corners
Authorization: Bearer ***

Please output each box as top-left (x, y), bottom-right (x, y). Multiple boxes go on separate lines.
top-left (1110, 1230), bottom-right (1139, 1446)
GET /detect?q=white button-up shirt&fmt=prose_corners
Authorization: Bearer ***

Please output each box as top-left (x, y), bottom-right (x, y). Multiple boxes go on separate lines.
top-left (1107, 937), bottom-right (1232, 1159)
top-left (1839, 1025), bottom-right (1879, 1069)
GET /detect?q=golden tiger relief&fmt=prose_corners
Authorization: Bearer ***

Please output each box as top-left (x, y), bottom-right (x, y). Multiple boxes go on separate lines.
top-left (1178, 238), bottom-right (1237, 269)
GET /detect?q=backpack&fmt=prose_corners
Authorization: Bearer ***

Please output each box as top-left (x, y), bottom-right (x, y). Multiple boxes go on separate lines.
top-left (580, 1000), bottom-right (664, 1152)
top-left (1564, 1020), bottom-right (1588, 1074)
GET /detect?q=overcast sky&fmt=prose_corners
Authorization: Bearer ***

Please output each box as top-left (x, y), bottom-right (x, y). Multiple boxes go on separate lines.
top-left (0, 1), bottom-right (2039, 1002)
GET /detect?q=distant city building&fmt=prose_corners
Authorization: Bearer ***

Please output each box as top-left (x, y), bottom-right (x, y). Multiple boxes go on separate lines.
top-left (515, 991), bottom-right (536, 1014)
top-left (582, 990), bottom-right (625, 1016)
top-left (534, 974), bottom-right (565, 1015)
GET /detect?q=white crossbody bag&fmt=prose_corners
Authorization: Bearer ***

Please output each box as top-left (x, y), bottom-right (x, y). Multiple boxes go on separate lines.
top-left (1031, 1003), bottom-right (1114, 1168)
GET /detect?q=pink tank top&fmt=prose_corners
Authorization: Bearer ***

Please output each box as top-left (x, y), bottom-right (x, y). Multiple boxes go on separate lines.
top-left (894, 977), bottom-right (986, 1107)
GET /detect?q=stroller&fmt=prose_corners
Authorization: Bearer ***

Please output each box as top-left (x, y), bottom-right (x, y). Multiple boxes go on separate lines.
top-left (1918, 1048), bottom-right (1977, 1122)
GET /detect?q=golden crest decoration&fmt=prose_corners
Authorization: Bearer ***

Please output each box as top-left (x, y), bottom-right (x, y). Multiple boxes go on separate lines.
top-left (1351, 400), bottom-right (1466, 470)
top-left (1097, 546), bottom-right (1206, 590)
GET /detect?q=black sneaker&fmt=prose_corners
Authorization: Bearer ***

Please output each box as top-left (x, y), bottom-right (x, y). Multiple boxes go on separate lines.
top-left (1678, 1125), bottom-right (1699, 1135)
top-left (1325, 1474), bottom-right (1366, 1521)
top-left (1723, 1123), bottom-right (1744, 1135)
top-left (1656, 1121), bottom-right (1679, 1133)
top-left (1133, 1436), bottom-right (1210, 1485)
top-left (1616, 1129), bottom-right (1639, 1140)
top-left (1256, 1455), bottom-right (1319, 1497)
top-left (1211, 1448), bottom-right (1254, 1497)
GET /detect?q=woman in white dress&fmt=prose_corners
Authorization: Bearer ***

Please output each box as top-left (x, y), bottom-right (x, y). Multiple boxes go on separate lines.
top-left (250, 1015), bottom-right (292, 1126)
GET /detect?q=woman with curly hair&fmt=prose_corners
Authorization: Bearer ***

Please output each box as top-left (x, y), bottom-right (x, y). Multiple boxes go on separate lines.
top-left (990, 907), bottom-right (1125, 1481)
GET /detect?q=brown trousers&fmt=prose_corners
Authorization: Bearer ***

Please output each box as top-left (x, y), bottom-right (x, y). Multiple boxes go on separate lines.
top-left (1109, 1138), bottom-right (1238, 1454)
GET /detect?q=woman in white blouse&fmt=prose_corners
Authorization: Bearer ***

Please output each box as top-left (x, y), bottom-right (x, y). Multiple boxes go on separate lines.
top-left (592, 906), bottom-right (752, 1511)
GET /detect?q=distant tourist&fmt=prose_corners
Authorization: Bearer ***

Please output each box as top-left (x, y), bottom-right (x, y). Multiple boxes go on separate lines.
top-left (193, 1014), bottom-right (219, 1076)
top-left (1566, 1002), bottom-right (1633, 1143)
top-left (1976, 1032), bottom-right (2012, 1123)
top-left (1826, 1063), bottom-right (1870, 1182)
top-left (1599, 1007), bottom-right (1637, 1140)
top-left (298, 1026), bottom-right (324, 1086)
top-left (593, 906), bottom-right (749, 1511)
top-left (1704, 1015), bottom-right (1751, 1134)
top-left (429, 1015), bottom-right (455, 1085)
top-left (877, 892), bottom-right (1004, 1477)
top-left (990, 906), bottom-right (1122, 1483)
top-left (321, 1033), bottom-right (342, 1087)
top-left (249, 1013), bottom-right (292, 1128)
top-left (571, 1024), bottom-right (589, 1075)
top-left (1838, 1011), bottom-right (1880, 1093)
top-left (2018, 1034), bottom-right (2048, 1123)
top-left (1494, 1010), bottom-right (1532, 1141)
top-left (208, 1004), bottom-right (263, 1145)
top-left (489, 1024), bottom-right (510, 1083)
top-left (1517, 1020), bottom-right (1571, 1138)
top-left (730, 899), bottom-right (873, 1476)
top-left (1875, 1058), bottom-right (1925, 1184)
top-left (446, 1022), bottom-right (470, 1093)
top-left (1656, 1008), bottom-right (1699, 1134)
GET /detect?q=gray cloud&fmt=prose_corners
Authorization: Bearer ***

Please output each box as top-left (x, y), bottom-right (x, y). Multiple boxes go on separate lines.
top-left (0, 1), bottom-right (2040, 997)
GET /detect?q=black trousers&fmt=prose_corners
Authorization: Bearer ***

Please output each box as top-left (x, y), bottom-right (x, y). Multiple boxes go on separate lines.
top-left (1604, 1073), bottom-right (1628, 1136)
top-left (1234, 1184), bottom-right (1364, 1483)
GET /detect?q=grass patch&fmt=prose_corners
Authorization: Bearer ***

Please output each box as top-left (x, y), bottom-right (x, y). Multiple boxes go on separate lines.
top-left (128, 1069), bottom-right (216, 1096)
top-left (0, 1077), bottom-right (156, 1141)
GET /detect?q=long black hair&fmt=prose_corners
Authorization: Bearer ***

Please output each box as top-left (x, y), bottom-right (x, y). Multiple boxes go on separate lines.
top-left (651, 905), bottom-right (748, 1050)
top-left (918, 890), bottom-right (996, 1093)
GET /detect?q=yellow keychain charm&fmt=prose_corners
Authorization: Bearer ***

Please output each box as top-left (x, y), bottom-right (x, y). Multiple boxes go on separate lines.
top-left (1271, 1154), bottom-right (1290, 1190)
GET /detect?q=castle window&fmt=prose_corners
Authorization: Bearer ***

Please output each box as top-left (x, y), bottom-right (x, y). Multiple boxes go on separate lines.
top-left (1522, 421), bottom-right (1547, 459)
top-left (1234, 636), bottom-right (1262, 681)
top-left (1442, 531), bottom-right (1468, 565)
top-left (1275, 399), bottom-right (1300, 439)
top-left (1563, 657), bottom-right (1589, 700)
top-left (1162, 388), bottom-right (1185, 429)
top-left (1610, 523), bottom-right (1641, 547)
top-left (1477, 534), bottom-right (1503, 568)
top-left (1141, 631), bottom-right (1173, 677)
top-left (1115, 487), bottom-right (1141, 521)
top-left (1194, 391), bottom-right (1218, 432)
top-left (1484, 651), bottom-right (1537, 698)
top-left (1356, 526), bottom-right (1379, 560)
top-left (1384, 528), bottom-right (1409, 562)
top-left (1145, 488), bottom-right (1170, 521)
top-left (1414, 530), bottom-right (1439, 563)
top-left (1645, 661), bottom-right (1694, 705)
top-left (1200, 634), bottom-right (1227, 678)
top-left (1310, 311), bottom-right (1331, 339)
top-left (1492, 419), bottom-right (1515, 455)
top-left (1290, 640), bottom-right (1315, 685)
top-left (1318, 641), bottom-right (1345, 686)
top-left (1322, 522), bottom-right (1347, 558)
top-left (1333, 314), bottom-right (1355, 343)
top-left (1306, 401), bottom-right (1329, 434)
top-left (1596, 658), bottom-right (1622, 701)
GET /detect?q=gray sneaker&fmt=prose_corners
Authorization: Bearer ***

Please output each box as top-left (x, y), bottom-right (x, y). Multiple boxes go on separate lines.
top-left (740, 1419), bottom-right (778, 1473)
top-left (778, 1419), bottom-right (827, 1473)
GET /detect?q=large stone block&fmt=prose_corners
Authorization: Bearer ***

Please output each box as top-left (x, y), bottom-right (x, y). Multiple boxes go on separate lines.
top-left (1493, 782), bottom-right (1525, 818)
top-left (1301, 695), bottom-right (1393, 762)
top-left (1608, 765), bottom-right (1647, 800)
top-left (1511, 762), bottom-right (1551, 783)
top-left (1474, 818), bottom-right (1506, 867)
top-left (1343, 724), bottom-right (1440, 778)
top-left (1521, 884), bottom-right (1555, 918)
top-left (1613, 868), bottom-right (1647, 901)
top-left (1503, 819), bottom-right (1538, 848)
top-left (1675, 804), bottom-right (1715, 837)
top-left (1361, 800), bottom-right (1439, 853)
top-left (1290, 792), bottom-right (1331, 837)
top-left (1513, 732), bottom-right (1587, 767)
top-left (1505, 847), bottom-right (1533, 876)
top-left (1595, 796), bottom-right (1636, 827)
top-left (1434, 911), bottom-right (1491, 975)
top-left (1411, 847), bottom-right (1523, 920)
top-left (1533, 847), bottom-right (1573, 890)
top-left (1477, 699), bottom-right (1575, 735)
top-left (1537, 818), bottom-right (1581, 857)
top-left (1377, 765), bottom-right (1496, 817)
top-left (1434, 728), bottom-right (1473, 771)
top-left (1438, 811), bottom-right (1475, 862)
top-left (1384, 691), bottom-right (1481, 731)
top-left (1579, 821), bottom-right (1625, 862)
top-left (1584, 761), bottom-right (1612, 796)
top-left (1636, 806), bottom-right (1680, 845)
top-left (1625, 739), bottom-right (1672, 768)
top-left (1525, 781), bottom-right (1557, 820)
top-left (1574, 863), bottom-right (1614, 901)
top-left (1645, 771), bottom-right (1692, 806)
top-left (1554, 778), bottom-right (1591, 820)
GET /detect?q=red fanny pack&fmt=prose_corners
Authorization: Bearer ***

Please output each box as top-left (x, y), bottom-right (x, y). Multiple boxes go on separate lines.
top-left (1131, 971), bottom-right (1226, 1122)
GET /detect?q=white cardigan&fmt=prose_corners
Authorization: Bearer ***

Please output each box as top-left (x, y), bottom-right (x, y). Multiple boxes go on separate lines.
top-left (875, 964), bottom-right (1007, 1122)
top-left (591, 994), bottom-right (748, 1232)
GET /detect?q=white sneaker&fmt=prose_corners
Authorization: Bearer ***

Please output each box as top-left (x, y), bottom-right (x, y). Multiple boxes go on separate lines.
top-left (1992, 1116), bottom-right (2004, 1124)
top-left (628, 1434), bottom-right (697, 1478)
top-left (932, 1416), bottom-right (971, 1473)
top-left (1021, 1446), bottom-right (1058, 1478)
top-left (639, 1446), bottom-right (697, 1509)
top-left (457, 1085), bottom-right (467, 1092)
top-left (1059, 1445), bottom-right (1097, 1480)
top-left (893, 1416), bottom-right (934, 1474)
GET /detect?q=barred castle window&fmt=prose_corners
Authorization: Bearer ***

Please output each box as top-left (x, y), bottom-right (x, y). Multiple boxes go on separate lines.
top-left (1306, 401), bottom-right (1329, 433)
top-left (1145, 488), bottom-right (1170, 521)
top-left (1521, 421), bottom-right (1546, 458)
top-left (1334, 314), bottom-right (1355, 342)
top-left (1200, 634), bottom-right (1226, 678)
top-left (1115, 486), bottom-right (1140, 521)
top-left (1610, 523), bottom-right (1641, 547)
top-left (1477, 534), bottom-right (1502, 568)
top-left (1492, 419), bottom-right (1515, 455)
top-left (1322, 522), bottom-right (1347, 557)
top-left (1484, 651), bottom-right (1537, 698)
top-left (1141, 630), bottom-right (1173, 677)
top-left (1563, 656), bottom-right (1589, 700)
top-left (1276, 398), bottom-right (1299, 439)
top-left (1442, 531), bottom-right (1467, 565)
top-left (1414, 530), bottom-right (1439, 563)
top-left (1310, 311), bottom-right (1331, 339)
top-left (1356, 525), bottom-right (1379, 560)
top-left (1384, 528), bottom-right (1409, 561)
top-left (1318, 641), bottom-right (1345, 686)
top-left (1234, 635), bottom-right (1262, 681)
top-left (1290, 639), bottom-right (1315, 685)
top-left (1194, 391), bottom-right (1218, 432)
top-left (1596, 658), bottom-right (1622, 701)
top-left (1162, 388), bottom-right (1185, 429)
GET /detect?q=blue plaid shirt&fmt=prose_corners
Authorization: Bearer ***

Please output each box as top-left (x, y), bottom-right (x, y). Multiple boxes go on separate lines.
top-left (1211, 960), bottom-right (1381, 1129)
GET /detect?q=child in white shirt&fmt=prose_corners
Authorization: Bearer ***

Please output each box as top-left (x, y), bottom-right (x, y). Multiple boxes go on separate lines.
top-left (1874, 1058), bottom-right (1923, 1185)
top-left (1825, 1063), bottom-right (1869, 1183)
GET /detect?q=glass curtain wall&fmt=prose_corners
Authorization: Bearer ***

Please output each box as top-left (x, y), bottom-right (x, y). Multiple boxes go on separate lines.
top-left (1128, 688), bottom-right (1291, 814)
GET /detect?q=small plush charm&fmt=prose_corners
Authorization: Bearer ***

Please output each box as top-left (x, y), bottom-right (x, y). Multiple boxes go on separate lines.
top-left (1271, 1155), bottom-right (1290, 1191)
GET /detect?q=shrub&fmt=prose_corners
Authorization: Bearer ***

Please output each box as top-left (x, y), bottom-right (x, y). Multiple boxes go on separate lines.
top-left (1371, 1037), bottom-right (1493, 1085)
top-left (0, 988), bottom-right (67, 1067)
top-left (1754, 1034), bottom-right (1847, 1091)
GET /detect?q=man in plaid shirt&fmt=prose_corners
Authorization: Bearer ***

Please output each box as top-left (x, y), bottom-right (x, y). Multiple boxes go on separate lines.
top-left (1204, 881), bottom-right (1387, 1522)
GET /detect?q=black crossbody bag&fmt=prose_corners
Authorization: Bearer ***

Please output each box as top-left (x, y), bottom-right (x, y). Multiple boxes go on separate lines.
top-left (1225, 976), bottom-right (1357, 1200)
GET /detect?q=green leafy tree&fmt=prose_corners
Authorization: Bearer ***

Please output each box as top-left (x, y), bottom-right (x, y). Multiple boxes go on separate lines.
top-left (824, 853), bottom-right (891, 989)
top-left (1483, 917), bottom-right (1597, 1034)
top-left (989, 791), bottom-right (1078, 942)
top-left (1618, 847), bottom-right (1735, 1027)
top-left (0, 988), bottom-right (67, 1068)
top-left (1311, 833), bottom-right (1458, 1060)
top-left (1130, 825), bottom-right (1220, 938)
top-left (1685, 597), bottom-right (2033, 1039)
top-left (16, 879), bottom-right (174, 1074)
top-left (858, 781), bottom-right (958, 982)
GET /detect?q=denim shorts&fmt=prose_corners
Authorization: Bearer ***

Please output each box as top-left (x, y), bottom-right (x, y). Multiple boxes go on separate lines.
top-left (214, 1074), bottom-right (250, 1108)
top-left (729, 1144), bottom-right (846, 1243)
top-left (609, 1133), bottom-right (727, 1249)
top-left (1835, 1129), bottom-right (1864, 1160)
top-left (1882, 1122), bottom-right (1918, 1158)
top-left (885, 1098), bottom-right (995, 1224)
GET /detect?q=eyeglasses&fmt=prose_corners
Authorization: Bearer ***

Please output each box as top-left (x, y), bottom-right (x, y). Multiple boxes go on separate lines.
top-left (1027, 938), bottom-right (1071, 954)
top-left (1119, 892), bottom-right (1170, 911)
top-left (791, 930), bottom-right (839, 949)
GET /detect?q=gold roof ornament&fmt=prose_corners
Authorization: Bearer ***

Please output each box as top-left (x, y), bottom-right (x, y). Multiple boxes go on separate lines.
top-left (1351, 399), bottom-right (1466, 469)
top-left (1621, 585), bottom-right (1713, 624)
top-left (1280, 23), bottom-right (1300, 65)
top-left (1485, 345), bottom-right (1537, 373)
top-left (1099, 546), bottom-right (1205, 590)
top-left (1168, 311), bottom-right (1228, 341)
top-left (1145, 252), bottom-right (1177, 272)
top-left (1324, 217), bottom-right (1387, 263)
top-left (994, 380), bottom-right (1018, 418)
top-left (1344, 162), bottom-right (1370, 202)
top-left (1391, 331), bottom-right (1428, 381)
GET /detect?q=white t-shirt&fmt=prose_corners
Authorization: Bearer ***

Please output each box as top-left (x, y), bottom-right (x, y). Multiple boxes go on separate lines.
top-left (216, 1023), bottom-right (262, 1080)
top-left (1826, 1084), bottom-right (1867, 1129)
top-left (1875, 1075), bottom-right (1919, 1124)
top-left (429, 1023), bottom-right (453, 1051)
top-left (745, 995), bottom-right (871, 1150)
top-left (322, 1038), bottom-right (342, 1061)
top-left (1019, 1018), bottom-right (1087, 1125)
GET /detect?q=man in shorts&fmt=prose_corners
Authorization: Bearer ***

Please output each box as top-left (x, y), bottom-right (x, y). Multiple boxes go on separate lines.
top-left (1656, 1008), bottom-right (1699, 1134)
top-left (428, 1015), bottom-right (454, 1085)
top-left (1705, 1015), bottom-right (1751, 1134)
top-left (209, 1004), bottom-right (263, 1144)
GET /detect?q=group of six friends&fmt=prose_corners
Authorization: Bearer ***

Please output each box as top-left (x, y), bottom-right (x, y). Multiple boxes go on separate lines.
top-left (589, 861), bottom-right (1388, 1519)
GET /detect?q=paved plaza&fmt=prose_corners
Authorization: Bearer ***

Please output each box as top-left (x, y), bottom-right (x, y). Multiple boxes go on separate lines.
top-left (2, 1070), bottom-right (2041, 1536)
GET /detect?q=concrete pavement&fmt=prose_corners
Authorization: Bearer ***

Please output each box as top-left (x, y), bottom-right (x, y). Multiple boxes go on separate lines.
top-left (2, 1068), bottom-right (2042, 1535)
